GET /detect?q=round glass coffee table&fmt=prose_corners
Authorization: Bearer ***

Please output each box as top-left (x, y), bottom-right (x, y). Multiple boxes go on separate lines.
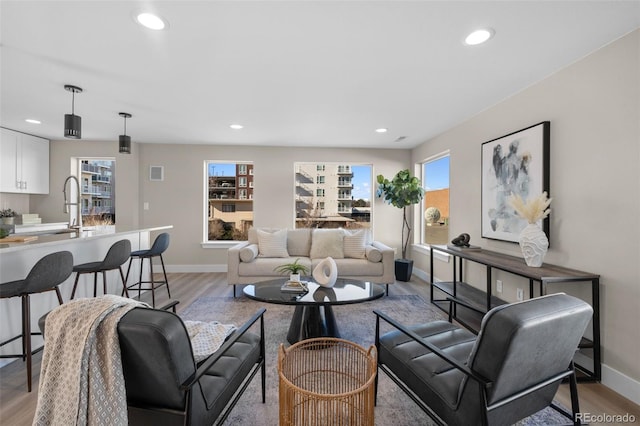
top-left (243, 277), bottom-right (385, 344)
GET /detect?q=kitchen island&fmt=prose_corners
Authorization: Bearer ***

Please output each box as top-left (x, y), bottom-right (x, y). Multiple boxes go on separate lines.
top-left (0, 225), bottom-right (173, 368)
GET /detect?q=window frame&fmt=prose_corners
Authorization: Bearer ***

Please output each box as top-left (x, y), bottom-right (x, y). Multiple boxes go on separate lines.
top-left (203, 160), bottom-right (254, 245)
top-left (419, 152), bottom-right (450, 247)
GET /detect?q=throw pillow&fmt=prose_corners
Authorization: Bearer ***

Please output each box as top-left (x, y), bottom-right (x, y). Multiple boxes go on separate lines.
top-left (287, 229), bottom-right (312, 257)
top-left (257, 229), bottom-right (289, 258)
top-left (365, 246), bottom-right (383, 263)
top-left (343, 229), bottom-right (366, 258)
top-left (310, 229), bottom-right (344, 259)
top-left (240, 244), bottom-right (259, 262)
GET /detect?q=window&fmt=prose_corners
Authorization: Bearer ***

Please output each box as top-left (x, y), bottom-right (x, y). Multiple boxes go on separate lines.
top-left (295, 163), bottom-right (372, 230)
top-left (207, 162), bottom-right (253, 241)
top-left (421, 154), bottom-right (450, 245)
top-left (78, 159), bottom-right (115, 225)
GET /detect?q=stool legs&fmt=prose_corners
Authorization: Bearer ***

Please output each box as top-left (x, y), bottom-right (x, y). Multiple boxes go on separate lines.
top-left (125, 255), bottom-right (170, 307)
top-left (0, 290), bottom-right (64, 392)
top-left (22, 294), bottom-right (32, 392)
top-left (71, 270), bottom-right (129, 300)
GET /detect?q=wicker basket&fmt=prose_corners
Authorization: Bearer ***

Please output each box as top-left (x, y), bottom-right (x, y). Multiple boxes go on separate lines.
top-left (278, 338), bottom-right (377, 426)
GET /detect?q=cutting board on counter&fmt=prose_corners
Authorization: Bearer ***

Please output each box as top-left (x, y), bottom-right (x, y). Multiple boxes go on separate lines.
top-left (0, 235), bottom-right (39, 243)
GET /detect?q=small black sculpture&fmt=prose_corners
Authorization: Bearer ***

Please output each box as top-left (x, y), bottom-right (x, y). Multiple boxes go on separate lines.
top-left (451, 233), bottom-right (471, 247)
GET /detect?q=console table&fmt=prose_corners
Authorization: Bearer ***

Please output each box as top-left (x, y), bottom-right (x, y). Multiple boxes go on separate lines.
top-left (429, 245), bottom-right (601, 382)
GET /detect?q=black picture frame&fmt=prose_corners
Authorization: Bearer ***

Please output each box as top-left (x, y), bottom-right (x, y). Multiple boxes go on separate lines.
top-left (481, 121), bottom-right (550, 243)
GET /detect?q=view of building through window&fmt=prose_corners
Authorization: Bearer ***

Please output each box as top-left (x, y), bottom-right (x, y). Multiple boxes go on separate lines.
top-left (207, 162), bottom-right (253, 240)
top-left (295, 163), bottom-right (372, 230)
top-left (422, 155), bottom-right (450, 244)
top-left (79, 159), bottom-right (115, 226)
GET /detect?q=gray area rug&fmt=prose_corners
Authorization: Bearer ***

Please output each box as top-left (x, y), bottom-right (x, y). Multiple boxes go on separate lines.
top-left (180, 294), bottom-right (571, 425)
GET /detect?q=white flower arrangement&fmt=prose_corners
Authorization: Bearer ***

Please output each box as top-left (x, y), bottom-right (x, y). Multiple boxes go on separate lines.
top-left (509, 191), bottom-right (552, 224)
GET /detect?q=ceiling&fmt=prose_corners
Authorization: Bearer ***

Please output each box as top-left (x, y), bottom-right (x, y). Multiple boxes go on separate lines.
top-left (1, 1), bottom-right (639, 149)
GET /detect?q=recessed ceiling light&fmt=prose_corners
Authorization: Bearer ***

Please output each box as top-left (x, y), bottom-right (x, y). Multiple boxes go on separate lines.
top-left (136, 12), bottom-right (167, 30)
top-left (464, 28), bottom-right (495, 46)
top-left (375, 128), bottom-right (388, 133)
top-left (25, 119), bottom-right (41, 124)
top-left (230, 124), bottom-right (244, 130)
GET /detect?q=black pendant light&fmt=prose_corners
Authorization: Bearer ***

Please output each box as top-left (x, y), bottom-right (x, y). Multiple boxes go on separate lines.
top-left (64, 85), bottom-right (83, 139)
top-left (118, 112), bottom-right (132, 154)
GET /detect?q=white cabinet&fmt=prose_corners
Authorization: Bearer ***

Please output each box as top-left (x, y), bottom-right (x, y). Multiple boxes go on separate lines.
top-left (0, 128), bottom-right (49, 194)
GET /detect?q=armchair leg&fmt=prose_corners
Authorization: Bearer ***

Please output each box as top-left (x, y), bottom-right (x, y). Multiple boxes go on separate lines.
top-left (569, 364), bottom-right (581, 426)
top-left (374, 315), bottom-right (380, 406)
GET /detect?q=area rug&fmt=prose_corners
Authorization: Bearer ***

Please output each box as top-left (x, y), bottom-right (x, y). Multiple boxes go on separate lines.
top-left (180, 294), bottom-right (571, 425)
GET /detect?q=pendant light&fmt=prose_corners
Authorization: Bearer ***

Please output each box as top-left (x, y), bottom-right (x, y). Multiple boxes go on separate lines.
top-left (118, 112), bottom-right (132, 154)
top-left (64, 85), bottom-right (83, 139)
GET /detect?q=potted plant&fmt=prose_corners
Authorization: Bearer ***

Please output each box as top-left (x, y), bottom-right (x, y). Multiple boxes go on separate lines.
top-left (0, 208), bottom-right (17, 225)
top-left (376, 169), bottom-right (424, 281)
top-left (274, 258), bottom-right (310, 283)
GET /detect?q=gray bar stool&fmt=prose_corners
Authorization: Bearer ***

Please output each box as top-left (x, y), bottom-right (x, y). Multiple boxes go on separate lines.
top-left (70, 239), bottom-right (131, 300)
top-left (125, 232), bottom-right (171, 307)
top-left (0, 251), bottom-right (73, 391)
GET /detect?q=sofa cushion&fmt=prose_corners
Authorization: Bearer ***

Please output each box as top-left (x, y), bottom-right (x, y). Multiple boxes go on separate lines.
top-left (287, 229), bottom-right (312, 257)
top-left (310, 229), bottom-right (344, 259)
top-left (257, 229), bottom-right (289, 258)
top-left (240, 257), bottom-right (312, 277)
top-left (365, 246), bottom-right (383, 263)
top-left (240, 244), bottom-right (259, 262)
top-left (343, 229), bottom-right (367, 259)
top-left (312, 258), bottom-right (384, 277)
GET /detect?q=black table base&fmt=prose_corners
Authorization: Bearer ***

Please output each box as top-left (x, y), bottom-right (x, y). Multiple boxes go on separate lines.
top-left (287, 305), bottom-right (339, 344)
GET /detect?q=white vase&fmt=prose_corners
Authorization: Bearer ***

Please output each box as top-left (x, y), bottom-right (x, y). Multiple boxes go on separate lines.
top-left (518, 224), bottom-right (548, 267)
top-left (312, 257), bottom-right (338, 288)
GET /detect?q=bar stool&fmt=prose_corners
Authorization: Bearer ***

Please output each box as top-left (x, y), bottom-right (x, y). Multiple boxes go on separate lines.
top-left (0, 251), bottom-right (73, 391)
top-left (125, 232), bottom-right (171, 307)
top-left (70, 239), bottom-right (131, 300)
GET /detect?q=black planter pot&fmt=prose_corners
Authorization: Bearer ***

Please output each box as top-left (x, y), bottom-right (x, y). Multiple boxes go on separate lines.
top-left (395, 259), bottom-right (414, 282)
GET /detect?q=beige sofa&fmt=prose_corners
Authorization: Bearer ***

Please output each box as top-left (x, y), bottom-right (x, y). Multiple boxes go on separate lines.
top-left (227, 227), bottom-right (395, 296)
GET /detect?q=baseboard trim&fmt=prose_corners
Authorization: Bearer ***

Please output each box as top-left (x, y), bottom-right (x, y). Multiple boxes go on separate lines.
top-left (165, 264), bottom-right (227, 273)
top-left (601, 363), bottom-right (640, 406)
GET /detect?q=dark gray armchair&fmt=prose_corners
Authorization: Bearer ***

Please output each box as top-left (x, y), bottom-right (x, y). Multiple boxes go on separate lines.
top-left (374, 293), bottom-right (592, 426)
top-left (41, 306), bottom-right (266, 426)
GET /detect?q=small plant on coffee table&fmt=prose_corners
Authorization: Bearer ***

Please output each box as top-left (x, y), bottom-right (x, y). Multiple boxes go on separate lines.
top-left (274, 259), bottom-right (309, 283)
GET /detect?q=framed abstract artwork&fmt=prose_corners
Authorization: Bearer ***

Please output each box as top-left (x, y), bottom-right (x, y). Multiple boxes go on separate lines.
top-left (481, 121), bottom-right (550, 243)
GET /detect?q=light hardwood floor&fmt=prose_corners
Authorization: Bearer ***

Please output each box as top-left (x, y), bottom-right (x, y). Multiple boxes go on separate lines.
top-left (1, 273), bottom-right (638, 425)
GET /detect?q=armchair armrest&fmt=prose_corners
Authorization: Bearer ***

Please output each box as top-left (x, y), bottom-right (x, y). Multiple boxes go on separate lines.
top-left (373, 309), bottom-right (491, 388)
top-left (180, 308), bottom-right (266, 390)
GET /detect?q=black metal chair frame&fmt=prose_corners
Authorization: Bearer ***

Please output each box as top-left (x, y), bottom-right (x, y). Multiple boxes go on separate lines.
top-left (126, 308), bottom-right (267, 426)
top-left (373, 309), bottom-right (582, 426)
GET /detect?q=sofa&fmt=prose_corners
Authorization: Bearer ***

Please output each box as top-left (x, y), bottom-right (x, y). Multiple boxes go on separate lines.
top-left (228, 227), bottom-right (395, 296)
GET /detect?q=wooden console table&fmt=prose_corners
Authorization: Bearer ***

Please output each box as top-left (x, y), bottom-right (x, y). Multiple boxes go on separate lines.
top-left (429, 245), bottom-right (601, 382)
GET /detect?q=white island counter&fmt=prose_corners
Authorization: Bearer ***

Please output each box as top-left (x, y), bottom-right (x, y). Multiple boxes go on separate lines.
top-left (0, 225), bottom-right (173, 367)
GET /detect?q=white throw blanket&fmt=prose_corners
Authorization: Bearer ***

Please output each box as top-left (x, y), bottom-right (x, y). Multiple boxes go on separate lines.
top-left (33, 295), bottom-right (148, 426)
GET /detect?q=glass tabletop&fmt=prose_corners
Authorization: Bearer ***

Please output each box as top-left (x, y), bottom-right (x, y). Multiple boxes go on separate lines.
top-left (243, 277), bottom-right (385, 305)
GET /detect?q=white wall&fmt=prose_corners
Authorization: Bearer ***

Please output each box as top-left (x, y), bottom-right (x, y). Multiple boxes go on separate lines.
top-left (136, 143), bottom-right (409, 267)
top-left (411, 30), bottom-right (640, 402)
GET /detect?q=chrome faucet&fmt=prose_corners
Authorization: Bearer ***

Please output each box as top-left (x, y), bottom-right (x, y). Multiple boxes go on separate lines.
top-left (63, 175), bottom-right (83, 231)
